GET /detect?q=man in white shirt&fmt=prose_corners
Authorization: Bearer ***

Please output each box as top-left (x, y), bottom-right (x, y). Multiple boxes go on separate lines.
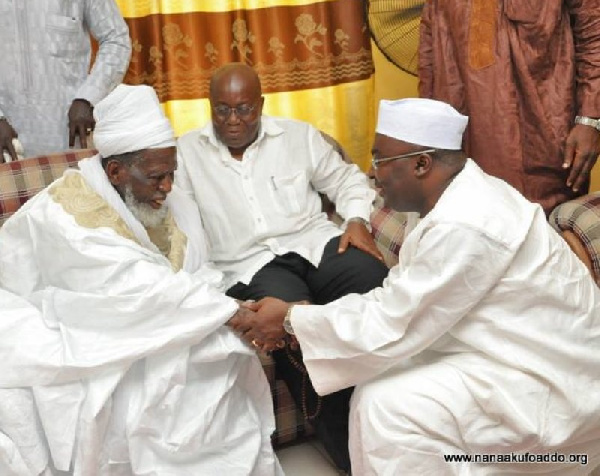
top-left (176, 63), bottom-right (389, 471)
top-left (0, 0), bottom-right (131, 161)
top-left (230, 98), bottom-right (600, 475)
top-left (0, 85), bottom-right (281, 475)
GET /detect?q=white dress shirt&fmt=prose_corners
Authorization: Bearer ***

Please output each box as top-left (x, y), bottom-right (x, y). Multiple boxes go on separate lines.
top-left (176, 116), bottom-right (376, 289)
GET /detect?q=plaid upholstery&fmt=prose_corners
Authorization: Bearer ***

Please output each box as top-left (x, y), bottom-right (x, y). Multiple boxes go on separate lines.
top-left (272, 379), bottom-right (314, 446)
top-left (258, 352), bottom-right (314, 446)
top-left (0, 149), bottom-right (95, 227)
top-left (549, 192), bottom-right (600, 282)
top-left (371, 204), bottom-right (407, 268)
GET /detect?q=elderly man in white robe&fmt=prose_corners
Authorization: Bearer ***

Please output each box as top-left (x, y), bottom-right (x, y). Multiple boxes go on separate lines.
top-left (0, 85), bottom-right (282, 476)
top-left (230, 98), bottom-right (600, 475)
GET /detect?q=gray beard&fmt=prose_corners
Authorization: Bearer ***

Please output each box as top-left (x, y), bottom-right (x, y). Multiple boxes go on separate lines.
top-left (124, 186), bottom-right (169, 228)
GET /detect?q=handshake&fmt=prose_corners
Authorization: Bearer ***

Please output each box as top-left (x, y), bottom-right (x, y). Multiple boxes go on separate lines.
top-left (228, 297), bottom-right (308, 353)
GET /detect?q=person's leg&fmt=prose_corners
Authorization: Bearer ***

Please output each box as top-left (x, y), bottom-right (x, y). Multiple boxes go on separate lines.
top-left (227, 253), bottom-right (358, 471)
top-left (227, 255), bottom-right (354, 468)
top-left (309, 236), bottom-right (389, 304)
top-left (226, 253), bottom-right (312, 302)
top-left (350, 359), bottom-right (594, 476)
top-left (349, 362), bottom-right (480, 476)
top-left (291, 236), bottom-right (389, 472)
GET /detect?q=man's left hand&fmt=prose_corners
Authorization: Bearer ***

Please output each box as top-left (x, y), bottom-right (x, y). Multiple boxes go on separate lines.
top-left (563, 124), bottom-right (600, 193)
top-left (228, 297), bottom-right (290, 350)
top-left (68, 99), bottom-right (95, 148)
top-left (338, 221), bottom-right (384, 261)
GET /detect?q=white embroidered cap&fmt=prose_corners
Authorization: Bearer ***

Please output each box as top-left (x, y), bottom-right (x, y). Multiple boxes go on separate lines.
top-left (376, 98), bottom-right (469, 150)
top-left (93, 84), bottom-right (176, 158)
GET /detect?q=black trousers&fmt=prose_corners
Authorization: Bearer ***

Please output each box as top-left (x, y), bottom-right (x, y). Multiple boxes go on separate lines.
top-left (227, 236), bottom-right (389, 472)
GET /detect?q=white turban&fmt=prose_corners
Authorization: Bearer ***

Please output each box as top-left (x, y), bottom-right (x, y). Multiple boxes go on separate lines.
top-left (93, 84), bottom-right (176, 157)
top-left (376, 98), bottom-right (468, 150)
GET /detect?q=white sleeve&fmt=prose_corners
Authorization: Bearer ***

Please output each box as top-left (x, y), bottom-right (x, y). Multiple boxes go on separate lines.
top-left (174, 136), bottom-right (197, 200)
top-left (0, 202), bottom-right (238, 385)
top-left (75, 0), bottom-right (132, 105)
top-left (291, 223), bottom-right (515, 395)
top-left (307, 127), bottom-right (376, 222)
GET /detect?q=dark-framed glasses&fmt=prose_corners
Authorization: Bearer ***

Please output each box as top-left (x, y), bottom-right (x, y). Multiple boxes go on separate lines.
top-left (213, 103), bottom-right (257, 120)
top-left (371, 149), bottom-right (436, 170)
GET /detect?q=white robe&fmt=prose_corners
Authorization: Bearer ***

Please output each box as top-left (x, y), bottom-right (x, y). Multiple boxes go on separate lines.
top-left (0, 156), bottom-right (281, 476)
top-left (291, 160), bottom-right (600, 475)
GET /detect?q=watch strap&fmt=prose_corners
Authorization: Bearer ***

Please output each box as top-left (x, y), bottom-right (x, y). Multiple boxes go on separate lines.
top-left (575, 116), bottom-right (600, 131)
top-left (283, 304), bottom-right (295, 335)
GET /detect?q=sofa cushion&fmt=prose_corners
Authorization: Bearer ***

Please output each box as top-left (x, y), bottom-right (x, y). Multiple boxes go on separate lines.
top-left (0, 150), bottom-right (95, 227)
top-left (549, 192), bottom-right (600, 283)
top-left (371, 206), bottom-right (407, 268)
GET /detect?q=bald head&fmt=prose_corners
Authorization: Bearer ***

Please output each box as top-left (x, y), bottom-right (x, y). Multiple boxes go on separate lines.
top-left (209, 63), bottom-right (264, 158)
top-left (209, 63), bottom-right (262, 97)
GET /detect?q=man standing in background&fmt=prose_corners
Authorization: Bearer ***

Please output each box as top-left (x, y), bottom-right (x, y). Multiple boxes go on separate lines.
top-left (0, 0), bottom-right (131, 162)
top-left (419, 0), bottom-right (600, 213)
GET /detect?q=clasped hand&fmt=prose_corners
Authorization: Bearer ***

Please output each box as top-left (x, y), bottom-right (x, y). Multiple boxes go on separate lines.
top-left (228, 297), bottom-right (295, 353)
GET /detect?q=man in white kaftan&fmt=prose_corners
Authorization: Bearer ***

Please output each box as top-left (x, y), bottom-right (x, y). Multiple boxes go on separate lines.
top-left (230, 98), bottom-right (600, 475)
top-left (0, 85), bottom-right (281, 476)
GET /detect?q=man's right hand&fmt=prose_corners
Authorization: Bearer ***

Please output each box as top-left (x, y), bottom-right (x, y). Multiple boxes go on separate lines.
top-left (0, 119), bottom-right (18, 163)
top-left (228, 299), bottom-right (290, 352)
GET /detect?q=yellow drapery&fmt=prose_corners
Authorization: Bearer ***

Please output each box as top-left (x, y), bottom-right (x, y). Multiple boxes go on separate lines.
top-left (115, 0), bottom-right (376, 169)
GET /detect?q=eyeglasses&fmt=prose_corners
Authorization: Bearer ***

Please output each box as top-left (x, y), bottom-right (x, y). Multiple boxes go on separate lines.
top-left (371, 149), bottom-right (436, 170)
top-left (212, 103), bottom-right (258, 120)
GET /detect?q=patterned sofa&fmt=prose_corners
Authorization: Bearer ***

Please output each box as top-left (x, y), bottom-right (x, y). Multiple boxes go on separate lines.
top-left (550, 194), bottom-right (600, 287)
top-left (0, 148), bottom-right (408, 447)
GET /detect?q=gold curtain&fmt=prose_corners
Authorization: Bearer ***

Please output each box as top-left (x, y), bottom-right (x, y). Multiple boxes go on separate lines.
top-left (115, 0), bottom-right (376, 169)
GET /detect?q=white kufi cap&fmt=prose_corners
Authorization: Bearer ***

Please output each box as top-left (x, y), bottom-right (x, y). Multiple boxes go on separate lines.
top-left (376, 98), bottom-right (468, 150)
top-left (93, 84), bottom-right (176, 157)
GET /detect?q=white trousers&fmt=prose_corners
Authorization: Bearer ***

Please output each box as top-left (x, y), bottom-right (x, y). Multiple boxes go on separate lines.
top-left (349, 358), bottom-right (600, 475)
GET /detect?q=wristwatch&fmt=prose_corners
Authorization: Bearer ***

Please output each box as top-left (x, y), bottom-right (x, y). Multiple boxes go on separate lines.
top-left (574, 116), bottom-right (600, 131)
top-left (283, 305), bottom-right (295, 335)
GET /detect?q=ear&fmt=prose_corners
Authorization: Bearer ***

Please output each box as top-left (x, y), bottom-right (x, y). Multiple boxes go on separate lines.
top-left (415, 152), bottom-right (434, 177)
top-left (105, 160), bottom-right (128, 187)
top-left (258, 96), bottom-right (265, 112)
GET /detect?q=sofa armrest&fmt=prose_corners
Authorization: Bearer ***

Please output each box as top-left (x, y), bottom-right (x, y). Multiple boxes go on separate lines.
top-left (0, 149), bottom-right (96, 227)
top-left (549, 193), bottom-right (600, 285)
